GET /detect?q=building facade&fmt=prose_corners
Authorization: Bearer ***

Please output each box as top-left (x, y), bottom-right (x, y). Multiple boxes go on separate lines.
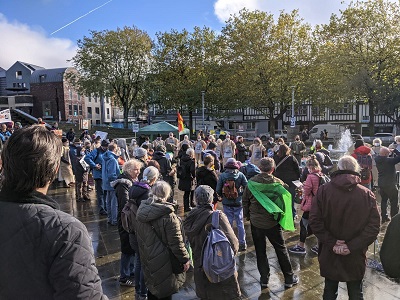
top-left (5, 61), bottom-right (44, 95)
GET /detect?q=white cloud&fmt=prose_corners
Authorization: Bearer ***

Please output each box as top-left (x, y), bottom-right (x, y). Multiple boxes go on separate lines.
top-left (0, 14), bottom-right (77, 69)
top-left (214, 0), bottom-right (348, 25)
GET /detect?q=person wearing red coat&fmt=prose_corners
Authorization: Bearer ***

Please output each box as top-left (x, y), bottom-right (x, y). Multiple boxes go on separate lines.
top-left (310, 155), bottom-right (380, 299)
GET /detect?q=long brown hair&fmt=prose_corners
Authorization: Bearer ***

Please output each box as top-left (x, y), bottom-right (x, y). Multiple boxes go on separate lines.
top-left (277, 144), bottom-right (290, 158)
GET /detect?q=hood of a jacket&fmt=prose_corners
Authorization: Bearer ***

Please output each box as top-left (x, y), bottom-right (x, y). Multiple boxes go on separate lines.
top-left (196, 166), bottom-right (214, 177)
top-left (136, 197), bottom-right (175, 223)
top-left (222, 169), bottom-right (240, 180)
top-left (249, 173), bottom-right (282, 185)
top-left (184, 205), bottom-right (213, 236)
top-left (152, 151), bottom-right (166, 160)
top-left (180, 154), bottom-right (192, 163)
top-left (103, 150), bottom-right (119, 161)
top-left (330, 170), bottom-right (361, 190)
top-left (110, 173), bottom-right (133, 188)
top-left (130, 182), bottom-right (151, 199)
top-left (354, 145), bottom-right (371, 155)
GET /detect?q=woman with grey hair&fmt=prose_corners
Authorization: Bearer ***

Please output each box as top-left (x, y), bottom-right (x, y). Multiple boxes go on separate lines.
top-left (136, 181), bottom-right (190, 300)
top-left (183, 185), bottom-right (240, 300)
top-left (128, 166), bottom-right (159, 299)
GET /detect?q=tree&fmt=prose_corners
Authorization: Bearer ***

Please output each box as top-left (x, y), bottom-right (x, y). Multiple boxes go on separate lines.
top-left (220, 9), bottom-right (313, 134)
top-left (152, 26), bottom-right (221, 134)
top-left (316, 0), bottom-right (400, 134)
top-left (68, 26), bottom-right (153, 128)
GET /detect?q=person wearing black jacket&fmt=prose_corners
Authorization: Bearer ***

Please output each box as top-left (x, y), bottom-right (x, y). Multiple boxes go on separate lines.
top-left (0, 126), bottom-right (106, 299)
top-left (110, 159), bottom-right (142, 287)
top-left (273, 144), bottom-right (301, 218)
top-left (179, 148), bottom-right (196, 212)
top-left (196, 155), bottom-right (218, 203)
top-left (236, 136), bottom-right (247, 163)
top-left (153, 145), bottom-right (175, 202)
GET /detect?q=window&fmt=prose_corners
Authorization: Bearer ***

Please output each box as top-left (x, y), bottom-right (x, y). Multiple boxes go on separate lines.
top-left (68, 105), bottom-right (72, 116)
top-left (330, 103), bottom-right (352, 114)
top-left (312, 106), bottom-right (325, 116)
top-left (16, 71), bottom-right (22, 80)
top-left (94, 96), bottom-right (98, 103)
top-left (96, 120), bottom-right (100, 125)
top-left (106, 97), bottom-right (109, 104)
top-left (73, 105), bottom-right (78, 116)
top-left (95, 107), bottom-right (100, 114)
top-left (39, 75), bottom-right (46, 83)
top-left (42, 101), bottom-right (51, 117)
top-left (106, 108), bottom-right (110, 117)
top-left (22, 83), bottom-right (26, 88)
top-left (78, 105), bottom-right (82, 116)
top-left (88, 95), bottom-right (91, 102)
top-left (87, 107), bottom-right (92, 115)
top-left (297, 105), bottom-right (307, 116)
top-left (78, 94), bottom-right (81, 101)
top-left (69, 89), bottom-right (72, 100)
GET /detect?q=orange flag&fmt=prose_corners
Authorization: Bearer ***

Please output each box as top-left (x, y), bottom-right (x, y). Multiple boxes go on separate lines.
top-left (177, 112), bottom-right (184, 132)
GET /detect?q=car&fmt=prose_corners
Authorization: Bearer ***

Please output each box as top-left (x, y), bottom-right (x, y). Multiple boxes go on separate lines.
top-left (260, 129), bottom-right (288, 141)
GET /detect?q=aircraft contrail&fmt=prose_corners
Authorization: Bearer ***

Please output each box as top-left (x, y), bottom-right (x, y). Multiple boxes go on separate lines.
top-left (51, 0), bottom-right (113, 35)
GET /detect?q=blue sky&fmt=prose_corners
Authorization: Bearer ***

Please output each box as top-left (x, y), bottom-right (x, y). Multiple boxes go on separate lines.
top-left (0, 0), bottom-right (349, 69)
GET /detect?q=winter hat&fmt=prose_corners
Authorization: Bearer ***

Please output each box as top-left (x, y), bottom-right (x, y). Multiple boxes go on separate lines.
top-left (224, 158), bottom-right (239, 169)
top-left (135, 147), bottom-right (147, 158)
top-left (156, 145), bottom-right (166, 153)
top-left (101, 139), bottom-right (110, 147)
top-left (194, 185), bottom-right (214, 206)
top-left (355, 139), bottom-right (364, 149)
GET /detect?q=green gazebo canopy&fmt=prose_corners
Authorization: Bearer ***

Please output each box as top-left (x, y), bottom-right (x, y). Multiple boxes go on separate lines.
top-left (139, 121), bottom-right (189, 139)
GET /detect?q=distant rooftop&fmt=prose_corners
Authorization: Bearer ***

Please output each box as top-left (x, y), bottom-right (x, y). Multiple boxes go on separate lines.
top-left (31, 68), bottom-right (69, 84)
top-left (17, 61), bottom-right (45, 72)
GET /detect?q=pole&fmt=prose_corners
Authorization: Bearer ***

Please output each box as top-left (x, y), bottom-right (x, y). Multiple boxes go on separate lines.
top-left (201, 91), bottom-right (205, 132)
top-left (291, 86), bottom-right (295, 118)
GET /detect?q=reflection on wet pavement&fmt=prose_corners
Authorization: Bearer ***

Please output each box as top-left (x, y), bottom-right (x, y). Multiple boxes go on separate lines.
top-left (49, 184), bottom-right (400, 300)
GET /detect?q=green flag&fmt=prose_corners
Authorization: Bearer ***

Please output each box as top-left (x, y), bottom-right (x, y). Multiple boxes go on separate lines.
top-left (247, 181), bottom-right (295, 231)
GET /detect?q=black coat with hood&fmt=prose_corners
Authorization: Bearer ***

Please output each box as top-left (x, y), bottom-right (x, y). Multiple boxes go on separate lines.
top-left (178, 153), bottom-right (195, 192)
top-left (0, 189), bottom-right (107, 299)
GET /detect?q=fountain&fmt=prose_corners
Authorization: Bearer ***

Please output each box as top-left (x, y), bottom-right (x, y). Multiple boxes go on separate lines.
top-left (329, 129), bottom-right (353, 160)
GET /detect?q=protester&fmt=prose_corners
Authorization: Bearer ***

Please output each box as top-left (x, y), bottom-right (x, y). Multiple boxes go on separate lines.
top-left (129, 166), bottom-right (160, 300)
top-left (72, 144), bottom-right (90, 202)
top-left (371, 138), bottom-right (383, 188)
top-left (235, 136), bottom-right (247, 163)
top-left (309, 139), bottom-right (330, 156)
top-left (289, 156), bottom-right (322, 255)
top-left (290, 135), bottom-right (306, 164)
top-left (136, 181), bottom-right (190, 300)
top-left (265, 137), bottom-right (276, 158)
top-left (178, 148), bottom-right (196, 212)
top-left (0, 125), bottom-right (106, 299)
top-left (196, 155), bottom-right (219, 204)
top-left (184, 185), bottom-right (241, 300)
top-left (242, 157), bottom-right (298, 289)
top-left (202, 141), bottom-right (221, 172)
top-left (66, 128), bottom-right (75, 143)
top-left (220, 134), bottom-right (236, 165)
top-left (380, 214), bottom-right (400, 278)
top-left (309, 155), bottom-right (380, 299)
top-left (375, 147), bottom-right (400, 223)
top-left (216, 158), bottom-right (248, 251)
top-left (152, 133), bottom-right (165, 149)
top-left (193, 135), bottom-right (207, 166)
top-left (249, 137), bottom-right (265, 166)
top-left (60, 137), bottom-right (75, 188)
top-left (351, 139), bottom-right (373, 189)
top-left (111, 160), bottom-right (142, 287)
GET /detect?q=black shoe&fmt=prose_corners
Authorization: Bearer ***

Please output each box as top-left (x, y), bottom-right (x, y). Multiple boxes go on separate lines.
top-left (184, 207), bottom-right (192, 213)
top-left (285, 275), bottom-right (299, 288)
top-left (239, 244), bottom-right (247, 252)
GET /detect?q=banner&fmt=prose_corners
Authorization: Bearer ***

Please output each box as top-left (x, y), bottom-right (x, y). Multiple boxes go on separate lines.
top-left (177, 112), bottom-right (184, 132)
top-left (0, 109), bottom-right (12, 123)
top-left (94, 130), bottom-right (108, 141)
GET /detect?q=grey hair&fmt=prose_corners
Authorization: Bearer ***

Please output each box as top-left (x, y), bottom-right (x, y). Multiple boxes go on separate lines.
top-left (395, 136), bottom-right (400, 143)
top-left (122, 159), bottom-right (142, 176)
top-left (186, 148), bottom-right (195, 156)
top-left (259, 157), bottom-right (275, 173)
top-left (372, 138), bottom-right (382, 145)
top-left (141, 166), bottom-right (159, 184)
top-left (315, 139), bottom-right (323, 147)
top-left (149, 180), bottom-right (171, 203)
top-left (194, 185), bottom-right (214, 206)
top-left (337, 155), bottom-right (361, 173)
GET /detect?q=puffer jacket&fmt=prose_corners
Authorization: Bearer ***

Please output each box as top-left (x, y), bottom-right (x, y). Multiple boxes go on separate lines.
top-left (242, 173), bottom-right (285, 230)
top-left (136, 197), bottom-right (189, 298)
top-left (110, 173), bottom-right (135, 255)
top-left (0, 189), bottom-right (107, 300)
top-left (183, 205), bottom-right (240, 300)
top-left (216, 169), bottom-right (248, 207)
top-left (102, 150), bottom-right (121, 191)
top-left (301, 171), bottom-right (322, 212)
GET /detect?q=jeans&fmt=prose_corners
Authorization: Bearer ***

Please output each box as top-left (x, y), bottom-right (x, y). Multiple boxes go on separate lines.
top-left (129, 233), bottom-right (147, 296)
top-left (379, 184), bottom-right (399, 218)
top-left (223, 205), bottom-right (246, 245)
top-left (120, 252), bottom-right (135, 279)
top-left (323, 278), bottom-right (364, 300)
top-left (251, 224), bottom-right (294, 283)
top-left (95, 179), bottom-right (106, 213)
top-left (105, 190), bottom-right (118, 224)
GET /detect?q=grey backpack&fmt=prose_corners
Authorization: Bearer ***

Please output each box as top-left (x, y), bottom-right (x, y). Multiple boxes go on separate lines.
top-left (201, 210), bottom-right (236, 283)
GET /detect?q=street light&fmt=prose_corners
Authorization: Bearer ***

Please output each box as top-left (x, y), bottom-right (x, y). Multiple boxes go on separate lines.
top-left (290, 86), bottom-right (296, 128)
top-left (201, 91), bottom-right (205, 131)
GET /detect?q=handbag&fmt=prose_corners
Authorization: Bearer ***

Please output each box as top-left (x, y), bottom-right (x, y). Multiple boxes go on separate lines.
top-left (151, 224), bottom-right (184, 274)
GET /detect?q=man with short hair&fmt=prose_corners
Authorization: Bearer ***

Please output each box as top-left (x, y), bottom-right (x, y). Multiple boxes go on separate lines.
top-left (0, 125), bottom-right (106, 299)
top-left (375, 146), bottom-right (400, 223)
top-left (290, 135), bottom-right (306, 164)
top-left (243, 157), bottom-right (298, 289)
top-left (310, 155), bottom-right (380, 299)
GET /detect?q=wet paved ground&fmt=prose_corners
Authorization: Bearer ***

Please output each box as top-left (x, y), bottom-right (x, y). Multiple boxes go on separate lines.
top-left (49, 184), bottom-right (400, 300)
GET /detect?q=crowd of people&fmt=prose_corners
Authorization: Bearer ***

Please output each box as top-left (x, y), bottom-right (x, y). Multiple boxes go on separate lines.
top-left (0, 123), bottom-right (399, 300)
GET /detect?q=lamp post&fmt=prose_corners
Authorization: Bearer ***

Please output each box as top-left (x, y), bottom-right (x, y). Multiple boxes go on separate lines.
top-left (201, 91), bottom-right (205, 131)
top-left (290, 86), bottom-right (296, 128)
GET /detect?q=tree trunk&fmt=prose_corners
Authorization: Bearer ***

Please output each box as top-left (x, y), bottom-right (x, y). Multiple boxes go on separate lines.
top-left (269, 109), bottom-right (276, 138)
top-left (123, 104), bottom-right (129, 129)
top-left (368, 100), bottom-right (375, 136)
top-left (189, 109), bottom-right (193, 139)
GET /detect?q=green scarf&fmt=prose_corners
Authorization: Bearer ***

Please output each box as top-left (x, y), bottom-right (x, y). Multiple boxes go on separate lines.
top-left (247, 180), bottom-right (295, 231)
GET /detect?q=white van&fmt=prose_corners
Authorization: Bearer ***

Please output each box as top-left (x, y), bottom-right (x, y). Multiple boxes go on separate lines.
top-left (308, 124), bottom-right (343, 141)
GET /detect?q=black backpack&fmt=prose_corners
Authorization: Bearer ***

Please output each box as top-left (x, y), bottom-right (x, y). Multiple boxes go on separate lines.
top-left (311, 173), bottom-right (331, 196)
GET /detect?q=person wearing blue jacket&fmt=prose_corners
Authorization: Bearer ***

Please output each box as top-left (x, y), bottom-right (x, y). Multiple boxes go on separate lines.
top-left (216, 157), bottom-right (248, 251)
top-left (85, 139), bottom-right (110, 215)
top-left (102, 143), bottom-right (121, 225)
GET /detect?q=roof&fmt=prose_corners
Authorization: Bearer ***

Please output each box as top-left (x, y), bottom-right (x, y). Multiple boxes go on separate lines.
top-left (17, 61), bottom-right (45, 72)
top-left (139, 121), bottom-right (190, 136)
top-left (31, 68), bottom-right (69, 83)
